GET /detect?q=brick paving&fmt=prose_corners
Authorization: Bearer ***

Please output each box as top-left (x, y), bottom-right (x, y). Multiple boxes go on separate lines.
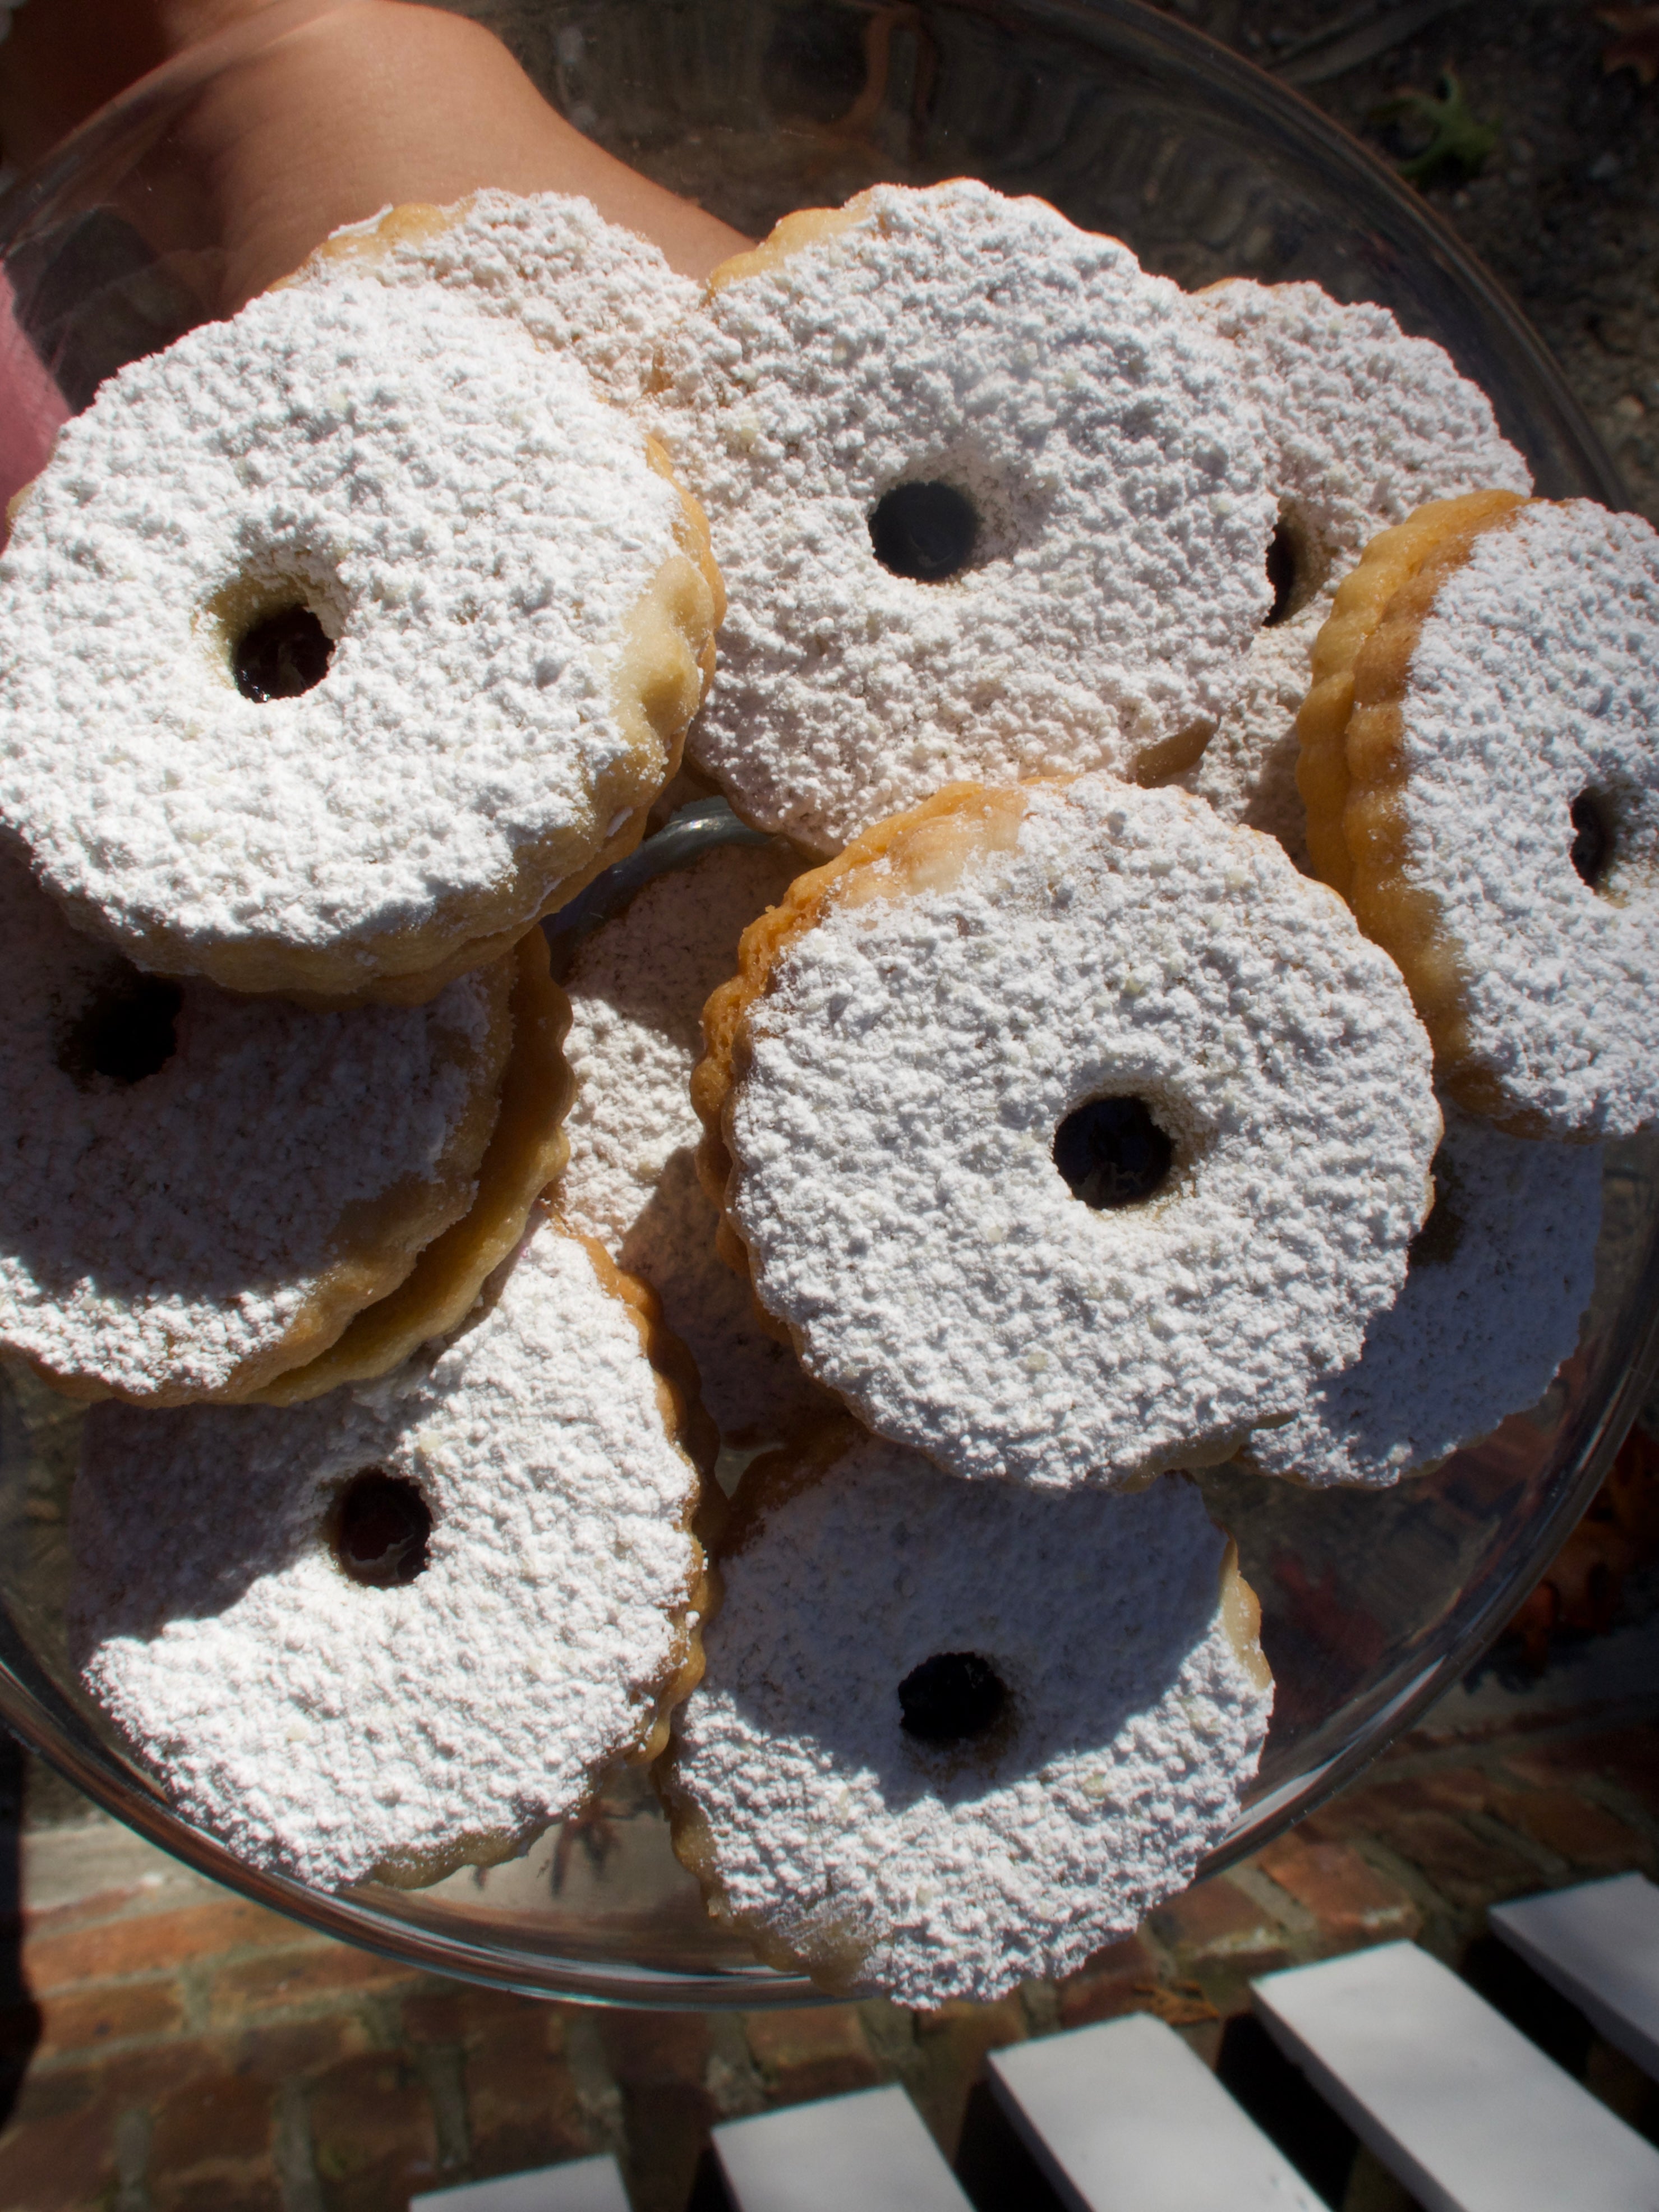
top-left (3, 1688), bottom-right (1658, 2211)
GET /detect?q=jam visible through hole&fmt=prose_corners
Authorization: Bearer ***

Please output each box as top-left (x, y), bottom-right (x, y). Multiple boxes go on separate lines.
top-left (868, 482), bottom-right (978, 582)
top-left (1570, 791), bottom-right (1612, 890)
top-left (233, 605), bottom-right (333, 702)
top-left (60, 973), bottom-right (183, 1087)
top-left (898, 1652), bottom-right (1008, 1745)
top-left (333, 1471), bottom-right (431, 1589)
top-left (1264, 520), bottom-right (1298, 627)
top-left (1053, 1096), bottom-right (1174, 1210)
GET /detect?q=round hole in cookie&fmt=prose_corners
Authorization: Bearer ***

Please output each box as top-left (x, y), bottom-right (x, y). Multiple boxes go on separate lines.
top-left (1053, 1095), bottom-right (1174, 1210)
top-left (1260, 505), bottom-right (1326, 629)
top-left (898, 1652), bottom-right (1009, 1746)
top-left (1264, 521), bottom-right (1298, 627)
top-left (59, 971), bottom-right (183, 1087)
top-left (331, 1470), bottom-right (431, 1589)
top-left (232, 604), bottom-right (334, 702)
top-left (1569, 790), bottom-right (1614, 891)
top-left (868, 482), bottom-right (979, 583)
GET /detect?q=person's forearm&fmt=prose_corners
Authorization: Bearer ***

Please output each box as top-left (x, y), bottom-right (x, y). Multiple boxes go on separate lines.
top-left (1, 0), bottom-right (749, 305)
top-left (183, 3), bottom-right (750, 301)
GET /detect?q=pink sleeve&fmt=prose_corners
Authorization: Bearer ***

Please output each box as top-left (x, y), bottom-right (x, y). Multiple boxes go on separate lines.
top-left (0, 263), bottom-right (70, 542)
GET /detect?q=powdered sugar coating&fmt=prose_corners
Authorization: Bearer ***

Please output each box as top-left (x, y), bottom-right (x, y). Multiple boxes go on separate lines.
top-left (70, 1216), bottom-right (705, 1890)
top-left (659, 180), bottom-right (1275, 854)
top-left (1240, 1101), bottom-right (1601, 1487)
top-left (667, 1431), bottom-right (1271, 2006)
top-left (0, 277), bottom-right (692, 992)
top-left (558, 844), bottom-right (832, 1446)
top-left (725, 778), bottom-right (1441, 1487)
top-left (297, 190), bottom-right (697, 404)
top-left (0, 841), bottom-right (505, 1403)
top-left (1177, 281), bottom-right (1531, 866)
top-left (1381, 500), bottom-right (1659, 1136)
top-left (1177, 621), bottom-right (1322, 866)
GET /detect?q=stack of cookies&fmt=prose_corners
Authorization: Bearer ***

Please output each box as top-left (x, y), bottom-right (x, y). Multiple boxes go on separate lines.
top-left (0, 191), bottom-right (725, 1912)
top-left (0, 178), bottom-right (1652, 2009)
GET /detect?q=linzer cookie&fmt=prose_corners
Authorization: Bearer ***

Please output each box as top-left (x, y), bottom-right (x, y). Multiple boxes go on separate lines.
top-left (695, 777), bottom-right (1441, 1489)
top-left (1178, 282), bottom-right (1530, 867)
top-left (0, 265), bottom-right (721, 1002)
top-left (556, 841), bottom-right (834, 1450)
top-left (0, 840), bottom-right (517, 1405)
top-left (1300, 495), bottom-right (1659, 1136)
top-left (1296, 490), bottom-right (1524, 896)
top-left (662, 1419), bottom-right (1272, 2006)
top-left (249, 928), bottom-right (573, 1405)
top-left (287, 189), bottom-right (698, 405)
top-left (71, 1211), bottom-right (713, 1891)
top-left (658, 178), bottom-right (1275, 854)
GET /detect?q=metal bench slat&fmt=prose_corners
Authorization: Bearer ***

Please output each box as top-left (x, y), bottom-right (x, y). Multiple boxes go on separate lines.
top-left (1492, 1873), bottom-right (1659, 2080)
top-left (712, 2083), bottom-right (973, 2212)
top-left (1253, 1940), bottom-right (1659, 2212)
top-left (409, 2151), bottom-right (630, 2211)
top-left (987, 2011), bottom-right (1324, 2211)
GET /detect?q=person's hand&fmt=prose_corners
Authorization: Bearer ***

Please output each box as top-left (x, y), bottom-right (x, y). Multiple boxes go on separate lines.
top-left (1, 0), bottom-right (750, 307)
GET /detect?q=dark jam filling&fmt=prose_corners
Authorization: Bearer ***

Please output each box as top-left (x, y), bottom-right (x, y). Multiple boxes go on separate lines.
top-left (233, 605), bottom-right (334, 702)
top-left (59, 974), bottom-right (183, 1087)
top-left (333, 1471), bottom-right (431, 1589)
top-left (1264, 520), bottom-right (1298, 627)
top-left (1569, 791), bottom-right (1611, 890)
top-left (868, 482), bottom-right (979, 582)
top-left (1053, 1095), bottom-right (1174, 1210)
top-left (898, 1652), bottom-right (1009, 1745)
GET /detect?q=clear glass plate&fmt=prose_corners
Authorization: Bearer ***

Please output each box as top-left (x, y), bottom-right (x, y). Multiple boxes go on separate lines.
top-left (0, 0), bottom-right (1649, 2009)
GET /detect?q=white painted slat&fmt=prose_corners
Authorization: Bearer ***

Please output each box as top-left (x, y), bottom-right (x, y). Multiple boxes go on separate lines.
top-left (409, 2151), bottom-right (630, 2212)
top-left (712, 2083), bottom-right (972, 2212)
top-left (1253, 1941), bottom-right (1659, 2212)
top-left (1493, 1874), bottom-right (1659, 2080)
top-left (988, 2012), bottom-right (1324, 2211)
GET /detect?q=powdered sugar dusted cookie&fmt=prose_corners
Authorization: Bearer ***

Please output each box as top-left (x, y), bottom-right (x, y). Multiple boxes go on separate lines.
top-left (0, 841), bottom-right (513, 1405)
top-left (697, 778), bottom-right (1441, 1489)
top-left (250, 927), bottom-right (573, 1405)
top-left (658, 180), bottom-right (1274, 855)
top-left (1238, 1101), bottom-right (1602, 1488)
top-left (1303, 496), bottom-right (1659, 1136)
top-left (557, 841), bottom-right (833, 1448)
top-left (289, 190), bottom-right (697, 404)
top-left (0, 273), bottom-right (721, 1001)
top-left (1176, 282), bottom-right (1530, 867)
top-left (1297, 491), bottom-right (1523, 900)
top-left (663, 1420), bottom-right (1272, 2005)
top-left (71, 1213), bottom-right (711, 1890)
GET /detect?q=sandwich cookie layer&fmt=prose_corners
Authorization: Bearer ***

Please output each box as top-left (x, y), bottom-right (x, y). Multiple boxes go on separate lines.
top-left (0, 842), bottom-right (512, 1405)
top-left (660, 179), bottom-right (1274, 854)
top-left (665, 1420), bottom-right (1272, 2007)
top-left (697, 777), bottom-right (1441, 1488)
top-left (71, 1213), bottom-right (712, 1890)
top-left (1177, 279), bottom-right (1529, 867)
top-left (0, 274), bottom-right (721, 999)
top-left (557, 841), bottom-right (835, 1449)
top-left (1302, 495), bottom-right (1659, 1136)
